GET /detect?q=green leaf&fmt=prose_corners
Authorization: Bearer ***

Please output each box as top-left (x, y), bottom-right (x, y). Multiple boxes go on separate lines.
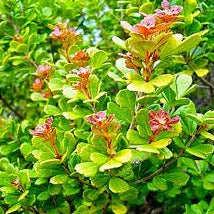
top-left (176, 74), bottom-right (192, 98)
top-left (63, 106), bottom-right (92, 120)
top-left (88, 74), bottom-right (101, 99)
top-left (48, 78), bottom-right (65, 91)
top-left (203, 173), bottom-right (214, 190)
top-left (162, 172), bottom-right (190, 186)
top-left (90, 153), bottom-right (109, 165)
top-left (152, 176), bottom-right (168, 190)
top-left (127, 80), bottom-right (155, 93)
top-left (19, 169), bottom-right (31, 190)
top-left (173, 33), bottom-right (202, 54)
top-left (17, 44), bottom-right (28, 53)
top-left (111, 203), bottom-right (127, 214)
top-left (162, 87), bottom-right (176, 105)
top-left (112, 36), bottom-right (127, 50)
top-left (126, 36), bottom-right (154, 58)
top-left (186, 114), bottom-right (202, 124)
top-left (184, 0), bottom-right (197, 16)
top-left (42, 7), bottom-right (52, 17)
top-left (114, 149), bottom-right (132, 163)
top-left (116, 89), bottom-right (136, 111)
top-left (91, 174), bottom-right (110, 188)
top-left (44, 105), bottom-right (61, 115)
top-left (108, 71), bottom-right (124, 82)
top-left (150, 74), bottom-right (173, 87)
top-left (39, 159), bottom-right (61, 168)
top-left (194, 68), bottom-right (209, 77)
top-left (136, 145), bottom-right (159, 154)
top-left (139, 2), bottom-right (154, 14)
top-left (157, 147), bottom-right (173, 160)
top-left (109, 177), bottom-right (129, 193)
top-left (137, 95), bottom-right (160, 106)
top-left (62, 86), bottom-right (77, 99)
top-left (30, 92), bottom-right (47, 101)
top-left (75, 162), bottom-right (99, 177)
top-left (18, 190), bottom-right (29, 201)
top-left (100, 159), bottom-right (122, 172)
top-left (136, 109), bottom-right (152, 139)
top-left (186, 144), bottom-right (214, 159)
top-left (160, 34), bottom-right (182, 58)
top-left (50, 174), bottom-right (68, 184)
top-left (107, 102), bottom-right (132, 124)
top-left (6, 204), bottom-right (21, 214)
top-left (150, 139), bottom-right (172, 148)
top-left (126, 129), bottom-right (147, 145)
top-left (37, 192), bottom-right (50, 201)
top-left (115, 58), bottom-right (134, 74)
top-left (88, 48), bottom-right (108, 69)
top-left (200, 131), bottom-right (214, 141)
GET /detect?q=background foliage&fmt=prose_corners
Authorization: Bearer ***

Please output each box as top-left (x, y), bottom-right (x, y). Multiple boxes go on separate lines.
top-left (0, 0), bottom-right (213, 213)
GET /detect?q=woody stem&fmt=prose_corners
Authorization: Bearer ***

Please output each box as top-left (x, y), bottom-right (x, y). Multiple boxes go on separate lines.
top-left (104, 136), bottom-right (113, 158)
top-left (85, 86), bottom-right (91, 99)
top-left (50, 140), bottom-right (61, 159)
top-left (135, 130), bottom-right (199, 184)
top-left (149, 131), bottom-right (159, 143)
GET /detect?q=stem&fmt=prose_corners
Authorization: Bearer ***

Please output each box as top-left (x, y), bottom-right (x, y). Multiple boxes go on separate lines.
top-left (200, 77), bottom-right (214, 91)
top-left (135, 132), bottom-right (198, 184)
top-left (104, 136), bottom-right (114, 158)
top-left (129, 92), bottom-right (142, 130)
top-left (65, 45), bottom-right (71, 63)
top-left (21, 206), bottom-right (40, 214)
top-left (50, 39), bottom-right (56, 64)
top-left (0, 94), bottom-right (24, 119)
top-left (84, 86), bottom-right (91, 99)
top-left (50, 140), bottom-right (62, 159)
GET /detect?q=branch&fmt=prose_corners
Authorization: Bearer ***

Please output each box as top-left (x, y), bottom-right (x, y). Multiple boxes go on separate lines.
top-left (135, 132), bottom-right (198, 184)
top-left (200, 77), bottom-right (214, 91)
top-left (0, 94), bottom-right (24, 119)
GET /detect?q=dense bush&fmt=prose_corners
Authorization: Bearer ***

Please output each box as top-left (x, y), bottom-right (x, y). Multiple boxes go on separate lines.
top-left (0, 0), bottom-right (214, 213)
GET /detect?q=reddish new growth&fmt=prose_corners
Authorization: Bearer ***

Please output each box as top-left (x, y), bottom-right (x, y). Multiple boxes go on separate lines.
top-left (50, 23), bottom-right (78, 43)
top-left (11, 178), bottom-right (23, 192)
top-left (30, 117), bottom-right (55, 141)
top-left (71, 50), bottom-right (90, 67)
top-left (30, 117), bottom-right (61, 159)
top-left (50, 23), bottom-right (79, 63)
top-left (36, 65), bottom-right (52, 80)
top-left (149, 109), bottom-right (180, 142)
top-left (121, 0), bottom-right (182, 39)
top-left (118, 53), bottom-right (141, 73)
top-left (132, 15), bottom-right (157, 39)
top-left (144, 50), bottom-right (159, 81)
top-left (86, 111), bottom-right (115, 157)
top-left (72, 67), bottom-right (91, 98)
top-left (13, 35), bottom-right (22, 42)
top-left (42, 90), bottom-right (52, 99)
top-left (156, 0), bottom-right (183, 23)
top-left (32, 78), bottom-right (44, 92)
top-left (86, 111), bottom-right (114, 129)
top-left (32, 65), bottom-right (53, 98)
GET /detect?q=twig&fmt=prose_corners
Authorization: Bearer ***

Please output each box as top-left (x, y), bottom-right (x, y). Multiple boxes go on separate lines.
top-left (0, 94), bottom-right (24, 119)
top-left (135, 132), bottom-right (198, 184)
top-left (200, 77), bottom-right (214, 91)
